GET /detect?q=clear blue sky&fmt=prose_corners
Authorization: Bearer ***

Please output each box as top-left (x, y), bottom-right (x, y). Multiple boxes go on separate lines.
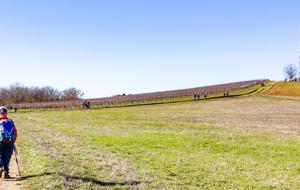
top-left (1, 0), bottom-right (300, 98)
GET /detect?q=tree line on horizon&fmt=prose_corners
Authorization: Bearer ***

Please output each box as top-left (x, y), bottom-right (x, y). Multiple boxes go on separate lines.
top-left (0, 82), bottom-right (84, 105)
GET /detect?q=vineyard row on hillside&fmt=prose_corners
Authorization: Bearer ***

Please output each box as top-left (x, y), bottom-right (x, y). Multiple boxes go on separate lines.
top-left (11, 79), bottom-right (268, 109)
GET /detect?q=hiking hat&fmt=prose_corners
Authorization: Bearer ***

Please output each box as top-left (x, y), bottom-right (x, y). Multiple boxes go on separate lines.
top-left (0, 106), bottom-right (7, 115)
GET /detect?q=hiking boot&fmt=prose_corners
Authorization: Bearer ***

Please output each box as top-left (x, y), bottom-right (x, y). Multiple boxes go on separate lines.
top-left (3, 172), bottom-right (10, 179)
top-left (0, 168), bottom-right (3, 178)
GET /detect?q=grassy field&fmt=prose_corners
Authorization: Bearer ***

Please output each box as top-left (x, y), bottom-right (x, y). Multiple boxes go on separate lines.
top-left (267, 81), bottom-right (300, 96)
top-left (10, 82), bottom-right (300, 189)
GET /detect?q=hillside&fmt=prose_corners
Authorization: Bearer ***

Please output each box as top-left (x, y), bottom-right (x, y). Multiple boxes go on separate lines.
top-left (267, 81), bottom-right (300, 96)
top-left (13, 92), bottom-right (300, 189)
top-left (12, 79), bottom-right (268, 110)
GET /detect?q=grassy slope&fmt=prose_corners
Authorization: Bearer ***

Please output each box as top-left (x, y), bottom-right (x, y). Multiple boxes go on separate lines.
top-left (267, 81), bottom-right (300, 96)
top-left (9, 82), bottom-right (300, 189)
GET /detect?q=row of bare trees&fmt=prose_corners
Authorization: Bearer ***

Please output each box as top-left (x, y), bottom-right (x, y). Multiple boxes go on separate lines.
top-left (0, 83), bottom-right (84, 105)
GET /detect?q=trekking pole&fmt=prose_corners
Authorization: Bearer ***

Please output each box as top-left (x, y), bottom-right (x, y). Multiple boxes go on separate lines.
top-left (13, 143), bottom-right (21, 176)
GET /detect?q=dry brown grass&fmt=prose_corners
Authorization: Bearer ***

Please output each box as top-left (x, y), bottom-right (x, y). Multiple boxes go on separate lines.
top-left (267, 81), bottom-right (300, 96)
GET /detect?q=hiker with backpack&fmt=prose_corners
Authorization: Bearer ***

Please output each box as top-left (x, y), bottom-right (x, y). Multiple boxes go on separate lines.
top-left (0, 106), bottom-right (17, 179)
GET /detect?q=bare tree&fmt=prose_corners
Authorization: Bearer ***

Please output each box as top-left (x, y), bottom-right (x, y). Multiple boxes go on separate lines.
top-left (9, 82), bottom-right (29, 103)
top-left (61, 87), bottom-right (84, 100)
top-left (43, 86), bottom-right (60, 101)
top-left (30, 87), bottom-right (46, 102)
top-left (283, 64), bottom-right (297, 81)
top-left (0, 89), bottom-right (10, 105)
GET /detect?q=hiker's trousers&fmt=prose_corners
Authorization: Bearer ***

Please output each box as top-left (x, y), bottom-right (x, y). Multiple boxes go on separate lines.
top-left (0, 143), bottom-right (14, 174)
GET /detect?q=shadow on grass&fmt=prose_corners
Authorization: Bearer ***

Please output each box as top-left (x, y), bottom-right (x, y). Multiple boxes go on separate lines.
top-left (19, 172), bottom-right (141, 187)
top-left (63, 174), bottom-right (141, 186)
top-left (18, 172), bottom-right (53, 180)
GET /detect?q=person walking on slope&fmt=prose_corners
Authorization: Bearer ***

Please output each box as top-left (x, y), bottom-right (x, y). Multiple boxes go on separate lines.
top-left (0, 106), bottom-right (17, 179)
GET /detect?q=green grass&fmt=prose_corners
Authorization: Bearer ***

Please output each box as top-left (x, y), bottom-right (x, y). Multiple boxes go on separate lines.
top-left (10, 93), bottom-right (300, 189)
top-left (8, 109), bottom-right (35, 113)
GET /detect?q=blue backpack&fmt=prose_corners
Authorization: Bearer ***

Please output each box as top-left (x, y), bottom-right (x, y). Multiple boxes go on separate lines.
top-left (0, 119), bottom-right (15, 143)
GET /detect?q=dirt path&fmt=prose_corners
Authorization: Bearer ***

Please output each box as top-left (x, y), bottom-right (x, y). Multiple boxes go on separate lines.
top-left (0, 149), bottom-right (24, 190)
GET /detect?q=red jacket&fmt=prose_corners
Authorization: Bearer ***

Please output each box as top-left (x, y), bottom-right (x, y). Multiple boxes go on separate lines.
top-left (0, 115), bottom-right (17, 142)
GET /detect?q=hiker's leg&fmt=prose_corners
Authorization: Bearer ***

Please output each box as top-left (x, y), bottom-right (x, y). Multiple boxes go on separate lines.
top-left (3, 143), bottom-right (13, 174)
top-left (0, 143), bottom-right (4, 168)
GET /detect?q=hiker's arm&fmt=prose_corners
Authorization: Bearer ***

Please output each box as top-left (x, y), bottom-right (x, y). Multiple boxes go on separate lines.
top-left (14, 126), bottom-right (17, 142)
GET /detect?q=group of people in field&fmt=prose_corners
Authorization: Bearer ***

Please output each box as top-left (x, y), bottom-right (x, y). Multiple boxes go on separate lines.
top-left (223, 92), bottom-right (229, 97)
top-left (193, 92), bottom-right (229, 100)
top-left (193, 93), bottom-right (208, 100)
top-left (194, 94), bottom-right (205, 100)
top-left (81, 101), bottom-right (91, 109)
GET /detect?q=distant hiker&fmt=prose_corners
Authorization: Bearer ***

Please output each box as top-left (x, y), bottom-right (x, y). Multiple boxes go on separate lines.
top-left (194, 94), bottom-right (196, 100)
top-left (223, 92), bottom-right (226, 97)
top-left (13, 106), bottom-right (17, 113)
top-left (204, 94), bottom-right (207, 99)
top-left (197, 94), bottom-right (200, 100)
top-left (226, 92), bottom-right (229, 97)
top-left (0, 106), bottom-right (17, 179)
